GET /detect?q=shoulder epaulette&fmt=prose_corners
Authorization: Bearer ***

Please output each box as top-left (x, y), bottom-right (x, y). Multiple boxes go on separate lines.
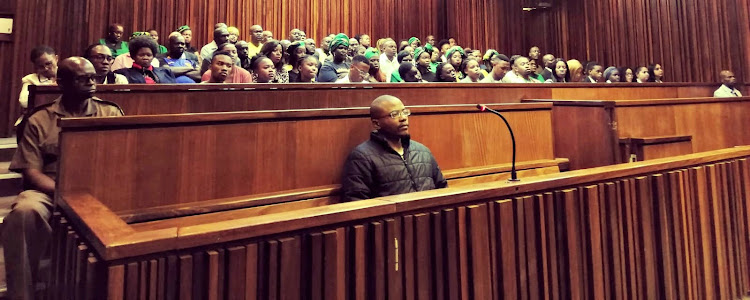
top-left (92, 98), bottom-right (125, 115)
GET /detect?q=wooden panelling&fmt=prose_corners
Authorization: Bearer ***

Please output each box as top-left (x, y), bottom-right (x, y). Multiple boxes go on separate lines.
top-left (57, 103), bottom-right (556, 213)
top-left (50, 148), bottom-right (750, 299)
top-left (534, 0), bottom-right (750, 85)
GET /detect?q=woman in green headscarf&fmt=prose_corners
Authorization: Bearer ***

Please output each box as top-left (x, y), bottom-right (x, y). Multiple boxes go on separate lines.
top-left (414, 47), bottom-right (436, 82)
top-left (425, 44), bottom-right (440, 73)
top-left (445, 46), bottom-right (466, 80)
top-left (408, 37), bottom-right (421, 49)
top-left (365, 48), bottom-right (387, 82)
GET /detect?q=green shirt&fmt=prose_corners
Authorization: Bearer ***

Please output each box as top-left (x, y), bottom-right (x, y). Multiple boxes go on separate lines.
top-left (99, 39), bottom-right (129, 56)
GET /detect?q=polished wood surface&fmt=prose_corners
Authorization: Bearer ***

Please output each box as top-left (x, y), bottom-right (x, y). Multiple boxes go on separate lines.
top-left (26, 83), bottom-right (721, 119)
top-left (51, 147), bottom-right (750, 299)
top-left (57, 103), bottom-right (556, 214)
top-left (620, 135), bottom-right (694, 162)
top-left (525, 97), bottom-right (750, 169)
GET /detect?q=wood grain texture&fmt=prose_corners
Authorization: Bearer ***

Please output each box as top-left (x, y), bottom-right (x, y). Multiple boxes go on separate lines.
top-left (49, 147), bottom-right (750, 299)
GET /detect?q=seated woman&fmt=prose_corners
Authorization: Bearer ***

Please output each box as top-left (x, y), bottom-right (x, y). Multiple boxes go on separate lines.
top-left (408, 37), bottom-right (421, 49)
top-left (481, 50), bottom-right (500, 77)
top-left (545, 59), bottom-right (569, 83)
top-left (286, 41), bottom-right (307, 82)
top-left (365, 48), bottom-right (387, 82)
top-left (294, 55), bottom-right (318, 83)
top-left (618, 67), bottom-right (634, 82)
top-left (446, 46), bottom-right (466, 81)
top-left (115, 36), bottom-right (176, 84)
top-left (566, 59), bottom-right (584, 82)
top-left (528, 59), bottom-right (546, 83)
top-left (603, 67), bottom-right (620, 83)
top-left (648, 64), bottom-right (664, 83)
top-left (427, 44), bottom-right (441, 73)
top-left (436, 62), bottom-right (457, 83)
top-left (18, 46), bottom-right (58, 113)
top-left (390, 51), bottom-right (413, 82)
top-left (635, 66), bottom-right (650, 83)
top-left (399, 62), bottom-right (423, 83)
top-left (414, 47), bottom-right (437, 82)
top-left (249, 55), bottom-right (277, 83)
top-left (459, 59), bottom-right (481, 83)
top-left (259, 40), bottom-right (289, 83)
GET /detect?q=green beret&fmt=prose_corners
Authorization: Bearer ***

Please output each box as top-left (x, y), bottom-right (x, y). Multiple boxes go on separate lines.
top-left (445, 46), bottom-right (466, 60)
top-left (424, 44), bottom-right (435, 53)
top-left (483, 49), bottom-right (500, 61)
top-left (177, 25), bottom-right (191, 33)
top-left (329, 33), bottom-right (350, 51)
top-left (364, 47), bottom-right (380, 60)
top-left (131, 32), bottom-right (151, 39)
top-left (408, 37), bottom-right (420, 45)
top-left (413, 47), bottom-right (427, 60)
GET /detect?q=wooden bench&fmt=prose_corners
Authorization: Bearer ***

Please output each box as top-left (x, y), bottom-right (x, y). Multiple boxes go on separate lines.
top-left (523, 97), bottom-right (750, 169)
top-left (619, 135), bottom-right (693, 162)
top-left (27, 82), bottom-right (723, 116)
top-left (50, 146), bottom-right (750, 299)
top-left (55, 102), bottom-right (562, 215)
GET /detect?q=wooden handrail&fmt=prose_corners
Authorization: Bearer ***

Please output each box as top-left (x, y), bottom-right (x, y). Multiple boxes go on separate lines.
top-left (57, 146), bottom-right (750, 260)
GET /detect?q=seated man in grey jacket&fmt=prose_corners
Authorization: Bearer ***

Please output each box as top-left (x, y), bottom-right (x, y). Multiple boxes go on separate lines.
top-left (341, 95), bottom-right (448, 201)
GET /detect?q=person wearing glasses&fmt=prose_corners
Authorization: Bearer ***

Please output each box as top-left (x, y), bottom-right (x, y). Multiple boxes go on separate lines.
top-left (83, 44), bottom-right (129, 84)
top-left (336, 55), bottom-right (370, 83)
top-left (4, 57), bottom-right (123, 299)
top-left (341, 95), bottom-right (447, 202)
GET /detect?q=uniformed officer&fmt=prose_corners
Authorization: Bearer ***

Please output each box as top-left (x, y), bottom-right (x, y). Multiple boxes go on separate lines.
top-left (3, 57), bottom-right (123, 299)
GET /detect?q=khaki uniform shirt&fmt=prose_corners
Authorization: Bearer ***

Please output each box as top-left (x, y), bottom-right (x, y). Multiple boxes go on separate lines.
top-left (10, 97), bottom-right (123, 181)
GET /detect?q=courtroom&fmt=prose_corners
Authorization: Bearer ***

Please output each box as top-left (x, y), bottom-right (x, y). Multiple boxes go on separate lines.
top-left (0, 0), bottom-right (749, 299)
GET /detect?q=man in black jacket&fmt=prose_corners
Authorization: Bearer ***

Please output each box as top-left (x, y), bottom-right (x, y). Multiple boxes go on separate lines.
top-left (341, 95), bottom-right (447, 201)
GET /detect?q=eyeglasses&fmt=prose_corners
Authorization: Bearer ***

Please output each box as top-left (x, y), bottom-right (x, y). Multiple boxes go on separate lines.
top-left (89, 54), bottom-right (114, 62)
top-left (381, 108), bottom-right (411, 119)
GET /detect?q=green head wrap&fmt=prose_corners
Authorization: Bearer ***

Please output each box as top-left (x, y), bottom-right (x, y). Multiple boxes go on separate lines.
top-left (413, 47), bottom-right (427, 60)
top-left (364, 47), bottom-right (380, 60)
top-left (424, 44), bottom-right (435, 53)
top-left (445, 46), bottom-right (466, 60)
top-left (130, 32), bottom-right (151, 40)
top-left (177, 25), bottom-right (191, 33)
top-left (408, 37), bottom-right (420, 45)
top-left (329, 33), bottom-right (350, 51)
top-left (483, 49), bottom-right (500, 61)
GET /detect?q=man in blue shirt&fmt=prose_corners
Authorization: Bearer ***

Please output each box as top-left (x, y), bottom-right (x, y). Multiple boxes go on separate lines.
top-left (156, 32), bottom-right (201, 83)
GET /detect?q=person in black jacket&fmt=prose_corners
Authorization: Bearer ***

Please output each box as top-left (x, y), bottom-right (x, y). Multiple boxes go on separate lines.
top-left (341, 95), bottom-right (447, 202)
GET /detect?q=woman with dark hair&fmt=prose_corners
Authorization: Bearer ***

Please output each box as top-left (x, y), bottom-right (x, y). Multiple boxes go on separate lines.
top-left (18, 45), bottom-right (58, 111)
top-left (115, 36), bottom-right (176, 84)
top-left (618, 67), bottom-right (634, 82)
top-left (635, 66), bottom-right (650, 83)
top-left (436, 62), bottom-right (457, 82)
top-left (545, 59), bottom-right (569, 83)
top-left (390, 51), bottom-right (413, 82)
top-left (249, 55), bottom-right (277, 83)
top-left (648, 63), bottom-right (664, 82)
top-left (414, 47), bottom-right (437, 82)
top-left (295, 55), bottom-right (318, 83)
top-left (286, 41), bottom-right (307, 82)
top-left (459, 59), bottom-right (481, 83)
top-left (365, 48), bottom-right (387, 82)
top-left (445, 46), bottom-right (466, 80)
top-left (260, 40), bottom-right (289, 83)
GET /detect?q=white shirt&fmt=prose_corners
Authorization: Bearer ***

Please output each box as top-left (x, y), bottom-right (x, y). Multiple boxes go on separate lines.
top-left (714, 84), bottom-right (742, 97)
top-left (104, 73), bottom-right (129, 84)
top-left (18, 73), bottom-right (56, 109)
top-left (335, 76), bottom-right (368, 83)
top-left (379, 54), bottom-right (400, 81)
top-left (200, 41), bottom-right (218, 61)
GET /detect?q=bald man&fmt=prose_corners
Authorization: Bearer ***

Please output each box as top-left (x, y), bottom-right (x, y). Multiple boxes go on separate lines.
top-left (248, 25), bottom-right (265, 57)
top-left (341, 95), bottom-right (447, 201)
top-left (201, 27), bottom-right (230, 60)
top-left (504, 56), bottom-right (539, 83)
top-left (541, 54), bottom-right (556, 81)
top-left (262, 30), bottom-right (273, 43)
top-left (714, 70), bottom-right (742, 97)
top-left (4, 57), bottom-right (123, 299)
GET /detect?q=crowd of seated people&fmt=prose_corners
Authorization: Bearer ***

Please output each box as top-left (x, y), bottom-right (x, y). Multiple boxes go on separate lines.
top-left (17, 22), bottom-right (743, 109)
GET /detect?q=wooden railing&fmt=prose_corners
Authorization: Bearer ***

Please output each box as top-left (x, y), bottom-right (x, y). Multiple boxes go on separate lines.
top-left (50, 147), bottom-right (750, 299)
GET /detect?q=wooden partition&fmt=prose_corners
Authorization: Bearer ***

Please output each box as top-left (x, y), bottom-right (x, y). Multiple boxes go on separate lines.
top-left (56, 103), bottom-right (559, 215)
top-left (50, 146), bottom-right (750, 299)
top-left (524, 97), bottom-right (750, 170)
top-left (28, 82), bottom-right (721, 116)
